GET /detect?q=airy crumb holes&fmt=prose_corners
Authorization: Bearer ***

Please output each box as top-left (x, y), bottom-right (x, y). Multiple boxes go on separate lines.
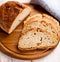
top-left (34, 33), bottom-right (36, 35)
top-left (37, 43), bottom-right (41, 46)
top-left (40, 37), bottom-right (42, 41)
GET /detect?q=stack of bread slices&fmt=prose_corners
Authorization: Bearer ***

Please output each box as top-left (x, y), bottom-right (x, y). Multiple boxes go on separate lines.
top-left (18, 14), bottom-right (60, 51)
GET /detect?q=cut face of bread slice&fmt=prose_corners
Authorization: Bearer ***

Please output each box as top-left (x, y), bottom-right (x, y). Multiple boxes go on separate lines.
top-left (18, 29), bottom-right (58, 51)
top-left (0, 1), bottom-right (31, 34)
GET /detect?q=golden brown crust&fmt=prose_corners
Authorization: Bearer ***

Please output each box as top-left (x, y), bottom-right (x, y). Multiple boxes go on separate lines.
top-left (0, 1), bottom-right (26, 33)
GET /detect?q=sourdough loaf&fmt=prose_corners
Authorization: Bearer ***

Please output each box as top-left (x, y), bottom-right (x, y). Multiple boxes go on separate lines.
top-left (0, 1), bottom-right (31, 34)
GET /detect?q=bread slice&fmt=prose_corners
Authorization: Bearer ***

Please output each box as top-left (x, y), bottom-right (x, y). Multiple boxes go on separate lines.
top-left (0, 1), bottom-right (31, 34)
top-left (18, 29), bottom-right (59, 51)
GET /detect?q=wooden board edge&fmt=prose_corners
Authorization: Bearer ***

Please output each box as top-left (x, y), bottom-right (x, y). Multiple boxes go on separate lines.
top-left (0, 41), bottom-right (53, 60)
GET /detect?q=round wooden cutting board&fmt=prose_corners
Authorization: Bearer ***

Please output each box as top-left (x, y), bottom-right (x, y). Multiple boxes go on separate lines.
top-left (0, 4), bottom-right (54, 60)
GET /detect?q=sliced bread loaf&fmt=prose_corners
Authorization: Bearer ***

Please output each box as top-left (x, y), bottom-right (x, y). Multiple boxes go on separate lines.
top-left (18, 29), bottom-right (58, 51)
top-left (0, 1), bottom-right (31, 34)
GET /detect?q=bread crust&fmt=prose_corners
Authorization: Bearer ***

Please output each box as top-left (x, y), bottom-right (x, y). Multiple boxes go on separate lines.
top-left (0, 1), bottom-right (30, 34)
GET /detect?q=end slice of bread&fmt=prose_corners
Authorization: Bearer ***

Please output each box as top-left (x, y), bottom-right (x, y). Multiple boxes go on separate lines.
top-left (9, 7), bottom-right (31, 34)
top-left (18, 29), bottom-right (58, 51)
top-left (0, 1), bottom-right (31, 34)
